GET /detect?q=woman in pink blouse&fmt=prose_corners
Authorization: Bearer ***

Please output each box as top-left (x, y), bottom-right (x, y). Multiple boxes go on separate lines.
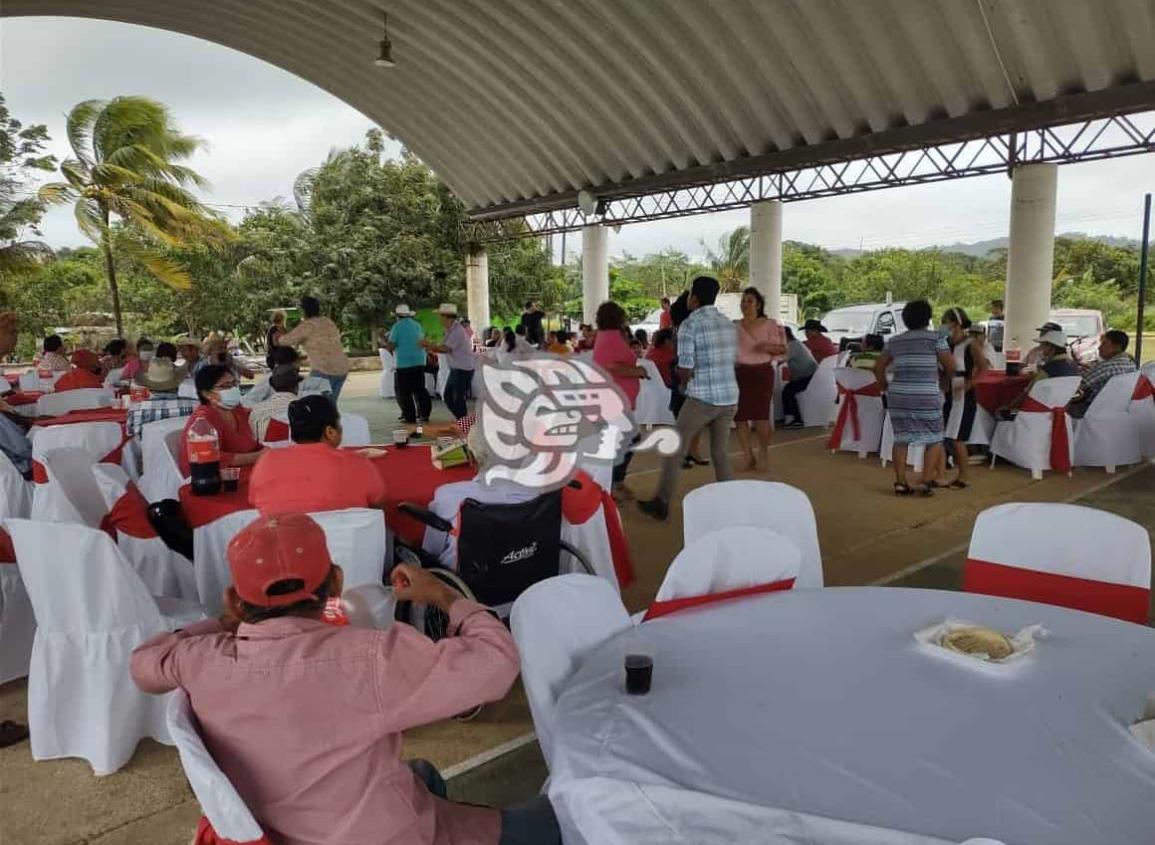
top-left (593, 301), bottom-right (647, 498)
top-left (734, 287), bottom-right (787, 471)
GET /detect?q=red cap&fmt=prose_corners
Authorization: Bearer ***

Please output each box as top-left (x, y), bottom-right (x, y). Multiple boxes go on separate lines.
top-left (71, 348), bottom-right (100, 370)
top-left (227, 513), bottom-right (334, 607)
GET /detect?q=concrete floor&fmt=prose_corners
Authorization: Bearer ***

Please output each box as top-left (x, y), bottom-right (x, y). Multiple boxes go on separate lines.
top-left (3, 371), bottom-right (1152, 844)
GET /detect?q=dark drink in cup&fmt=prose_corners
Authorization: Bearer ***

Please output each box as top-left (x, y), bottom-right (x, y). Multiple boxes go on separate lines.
top-left (625, 653), bottom-right (653, 695)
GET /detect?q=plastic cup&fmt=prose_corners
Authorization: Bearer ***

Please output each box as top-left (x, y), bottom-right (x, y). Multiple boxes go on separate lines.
top-left (221, 467), bottom-right (240, 492)
top-left (392, 429), bottom-right (410, 447)
top-left (625, 653), bottom-right (654, 695)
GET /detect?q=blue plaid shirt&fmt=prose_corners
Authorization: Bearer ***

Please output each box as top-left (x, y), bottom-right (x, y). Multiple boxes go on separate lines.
top-left (126, 393), bottom-right (198, 438)
top-left (678, 305), bottom-right (738, 406)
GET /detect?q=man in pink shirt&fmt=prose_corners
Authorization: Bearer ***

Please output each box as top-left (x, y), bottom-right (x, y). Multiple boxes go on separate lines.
top-left (131, 513), bottom-right (560, 845)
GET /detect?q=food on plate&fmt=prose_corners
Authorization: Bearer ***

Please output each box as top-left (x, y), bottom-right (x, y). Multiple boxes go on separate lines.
top-left (941, 626), bottom-right (1013, 660)
top-left (358, 448), bottom-right (388, 459)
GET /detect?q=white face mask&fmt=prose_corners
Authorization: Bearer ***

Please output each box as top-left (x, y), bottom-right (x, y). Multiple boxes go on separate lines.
top-left (216, 386), bottom-right (243, 408)
top-left (139, 350), bottom-right (154, 362)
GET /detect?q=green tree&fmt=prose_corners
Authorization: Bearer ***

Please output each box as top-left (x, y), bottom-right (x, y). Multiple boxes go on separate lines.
top-left (703, 226), bottom-right (750, 291)
top-left (0, 93), bottom-right (56, 276)
top-left (39, 96), bottom-right (225, 335)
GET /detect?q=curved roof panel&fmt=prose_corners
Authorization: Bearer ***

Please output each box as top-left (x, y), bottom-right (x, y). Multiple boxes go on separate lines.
top-left (7, 0), bottom-right (1155, 216)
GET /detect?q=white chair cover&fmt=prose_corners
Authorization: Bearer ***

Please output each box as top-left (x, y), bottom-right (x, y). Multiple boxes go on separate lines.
top-left (967, 406), bottom-right (996, 447)
top-left (830, 367), bottom-right (885, 457)
top-left (6, 519), bottom-right (206, 775)
top-left (30, 419), bottom-right (123, 466)
top-left (510, 574), bottom-right (631, 766)
top-left (796, 355), bottom-right (838, 427)
top-left (1133, 372), bottom-right (1155, 459)
top-left (990, 376), bottom-right (1081, 479)
top-left (378, 348), bottom-right (395, 399)
top-left (121, 436), bottom-right (142, 482)
top-left (0, 563), bottom-right (36, 683)
top-left (178, 379), bottom-right (197, 399)
top-left (30, 448), bottom-right (106, 526)
top-left (634, 359), bottom-right (675, 426)
top-left (343, 583), bottom-right (396, 629)
top-left (965, 502), bottom-right (1150, 623)
top-left (92, 464), bottom-right (199, 601)
top-left (437, 355), bottom-right (451, 397)
top-left (652, 527), bottom-right (801, 604)
top-left (18, 371), bottom-right (40, 391)
top-left (139, 416), bottom-right (190, 503)
top-left (879, 414), bottom-right (927, 472)
top-left (0, 450), bottom-right (31, 519)
top-left (308, 508), bottom-right (388, 591)
top-left (103, 367), bottom-right (125, 387)
top-left (682, 480), bottom-right (824, 588)
top-left (341, 412), bottom-right (372, 447)
top-left (1072, 372), bottom-right (1143, 472)
top-left (167, 690), bottom-right (267, 843)
top-left (36, 387), bottom-right (114, 417)
top-left (193, 509), bottom-right (259, 615)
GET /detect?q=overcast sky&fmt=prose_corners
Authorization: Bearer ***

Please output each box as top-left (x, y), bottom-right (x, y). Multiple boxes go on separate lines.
top-left (4, 16), bottom-right (1153, 260)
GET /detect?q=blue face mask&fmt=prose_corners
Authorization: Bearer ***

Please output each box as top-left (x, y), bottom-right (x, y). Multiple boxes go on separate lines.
top-left (216, 386), bottom-right (243, 408)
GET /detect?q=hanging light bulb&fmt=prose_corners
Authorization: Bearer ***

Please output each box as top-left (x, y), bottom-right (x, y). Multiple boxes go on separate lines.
top-left (375, 10), bottom-right (396, 67)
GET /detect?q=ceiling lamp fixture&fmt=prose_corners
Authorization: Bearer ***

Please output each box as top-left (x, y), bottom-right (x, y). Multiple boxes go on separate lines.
top-left (375, 10), bottom-right (396, 67)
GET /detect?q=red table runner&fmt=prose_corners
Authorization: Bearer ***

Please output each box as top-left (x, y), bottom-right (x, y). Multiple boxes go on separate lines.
top-left (179, 444), bottom-right (474, 546)
top-left (33, 408), bottom-right (128, 427)
top-left (971, 371), bottom-right (1031, 415)
top-left (5, 391), bottom-right (43, 407)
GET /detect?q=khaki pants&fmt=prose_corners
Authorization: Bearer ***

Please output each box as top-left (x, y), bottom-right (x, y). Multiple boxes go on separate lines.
top-left (654, 396), bottom-right (737, 504)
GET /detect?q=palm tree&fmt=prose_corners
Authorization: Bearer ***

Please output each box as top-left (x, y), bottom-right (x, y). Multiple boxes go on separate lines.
top-left (702, 225), bottom-right (750, 291)
top-left (39, 96), bottom-right (224, 335)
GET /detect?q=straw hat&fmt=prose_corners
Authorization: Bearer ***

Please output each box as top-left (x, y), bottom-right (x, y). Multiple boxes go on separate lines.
top-left (134, 358), bottom-right (187, 392)
top-left (437, 303), bottom-right (458, 317)
top-left (395, 304), bottom-right (414, 317)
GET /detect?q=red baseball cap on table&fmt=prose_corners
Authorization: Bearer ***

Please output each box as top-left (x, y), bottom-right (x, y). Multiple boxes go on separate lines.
top-left (227, 513), bottom-right (334, 607)
top-left (70, 349), bottom-right (101, 370)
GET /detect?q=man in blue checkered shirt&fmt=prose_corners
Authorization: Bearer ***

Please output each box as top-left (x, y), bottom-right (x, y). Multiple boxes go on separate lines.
top-left (125, 349), bottom-right (198, 438)
top-left (1066, 329), bottom-right (1137, 419)
top-left (639, 275), bottom-right (738, 521)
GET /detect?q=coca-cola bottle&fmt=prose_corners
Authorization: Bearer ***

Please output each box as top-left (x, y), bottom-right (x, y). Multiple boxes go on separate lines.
top-left (187, 416), bottom-right (222, 496)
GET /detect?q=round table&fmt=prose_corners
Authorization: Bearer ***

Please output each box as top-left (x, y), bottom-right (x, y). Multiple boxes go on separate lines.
top-left (548, 587), bottom-right (1155, 845)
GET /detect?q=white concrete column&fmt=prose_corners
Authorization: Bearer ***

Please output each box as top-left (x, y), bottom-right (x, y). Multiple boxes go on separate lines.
top-left (1003, 163), bottom-right (1058, 353)
top-left (465, 248), bottom-right (490, 331)
top-left (581, 224), bottom-right (609, 324)
top-left (749, 200), bottom-right (783, 320)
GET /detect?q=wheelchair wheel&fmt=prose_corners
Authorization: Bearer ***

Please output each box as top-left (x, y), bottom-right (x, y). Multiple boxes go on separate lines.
top-left (393, 565), bottom-right (477, 642)
top-left (559, 539), bottom-right (596, 576)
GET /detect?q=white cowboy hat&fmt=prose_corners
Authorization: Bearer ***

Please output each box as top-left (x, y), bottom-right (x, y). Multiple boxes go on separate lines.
top-left (437, 303), bottom-right (458, 316)
top-left (395, 304), bottom-right (414, 317)
top-left (1035, 329), bottom-right (1068, 349)
top-left (133, 358), bottom-right (187, 392)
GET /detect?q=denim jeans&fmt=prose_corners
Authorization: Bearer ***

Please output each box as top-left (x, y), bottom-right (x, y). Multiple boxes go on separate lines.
top-left (444, 368), bottom-right (474, 420)
top-left (314, 371), bottom-right (348, 403)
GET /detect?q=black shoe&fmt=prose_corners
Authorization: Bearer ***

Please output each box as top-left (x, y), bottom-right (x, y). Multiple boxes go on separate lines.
top-left (637, 498), bottom-right (669, 521)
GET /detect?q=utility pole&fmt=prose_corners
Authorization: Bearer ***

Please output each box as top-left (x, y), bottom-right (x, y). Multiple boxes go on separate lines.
top-left (1136, 192), bottom-right (1151, 363)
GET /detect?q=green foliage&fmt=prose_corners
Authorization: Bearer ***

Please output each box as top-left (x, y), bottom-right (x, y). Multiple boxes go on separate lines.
top-left (702, 226), bottom-right (750, 291)
top-left (0, 93), bottom-right (57, 276)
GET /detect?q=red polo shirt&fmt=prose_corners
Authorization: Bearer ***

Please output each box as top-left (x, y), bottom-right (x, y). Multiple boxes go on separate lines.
top-left (248, 442), bottom-right (387, 516)
top-left (53, 368), bottom-right (104, 391)
top-left (804, 333), bottom-right (838, 363)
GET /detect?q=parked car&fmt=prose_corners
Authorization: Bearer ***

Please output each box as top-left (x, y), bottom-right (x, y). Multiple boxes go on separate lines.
top-left (1050, 308), bottom-right (1105, 365)
top-left (820, 302), bottom-right (908, 350)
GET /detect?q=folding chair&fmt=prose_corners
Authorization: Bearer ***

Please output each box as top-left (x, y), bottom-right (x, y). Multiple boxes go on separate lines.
top-left (308, 508), bottom-right (388, 591)
top-left (828, 367), bottom-right (885, 457)
top-left (1132, 370), bottom-right (1155, 459)
top-left (93, 464), bottom-right (199, 601)
top-left (0, 449), bottom-right (31, 519)
top-left (682, 480), bottom-right (824, 588)
top-left (643, 527), bottom-right (800, 621)
top-left (30, 419), bottom-right (123, 466)
top-left (6, 519), bottom-right (205, 775)
top-left (989, 376), bottom-right (1080, 479)
top-left (1073, 372), bottom-right (1143, 473)
top-left (963, 502), bottom-right (1150, 624)
top-left (30, 448), bottom-right (106, 526)
top-left (0, 560), bottom-right (35, 684)
top-left (510, 574), bottom-right (630, 766)
top-left (795, 355), bottom-right (838, 427)
top-left (879, 414), bottom-right (927, 473)
top-left (35, 388), bottom-right (114, 417)
top-left (138, 416), bottom-right (189, 503)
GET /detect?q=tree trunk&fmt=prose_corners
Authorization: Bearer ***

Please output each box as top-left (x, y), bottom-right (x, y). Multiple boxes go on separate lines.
top-left (99, 212), bottom-right (124, 337)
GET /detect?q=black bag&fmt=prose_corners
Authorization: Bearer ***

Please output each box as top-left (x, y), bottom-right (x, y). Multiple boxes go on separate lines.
top-left (147, 499), bottom-right (194, 561)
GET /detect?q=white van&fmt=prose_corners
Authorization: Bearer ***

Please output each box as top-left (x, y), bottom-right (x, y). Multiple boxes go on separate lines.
top-left (820, 302), bottom-right (908, 348)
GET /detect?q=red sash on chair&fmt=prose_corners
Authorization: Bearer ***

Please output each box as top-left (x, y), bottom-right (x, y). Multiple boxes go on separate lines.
top-left (0, 528), bottom-right (15, 563)
top-left (99, 483), bottom-right (157, 539)
top-left (193, 816), bottom-right (274, 845)
top-left (642, 578), bottom-right (796, 622)
top-left (1132, 375), bottom-right (1154, 402)
top-left (264, 419), bottom-right (289, 442)
top-left (1018, 396), bottom-right (1072, 473)
top-left (560, 471), bottom-right (635, 588)
top-left (963, 558), bottom-right (1149, 624)
top-left (827, 381), bottom-right (883, 449)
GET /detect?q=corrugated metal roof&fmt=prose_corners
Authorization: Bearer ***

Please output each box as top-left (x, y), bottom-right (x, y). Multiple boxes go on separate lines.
top-left (7, 0), bottom-right (1155, 216)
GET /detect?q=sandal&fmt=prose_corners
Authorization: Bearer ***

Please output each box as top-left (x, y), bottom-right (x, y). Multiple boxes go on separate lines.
top-left (894, 483), bottom-right (915, 496)
top-left (947, 479), bottom-right (970, 490)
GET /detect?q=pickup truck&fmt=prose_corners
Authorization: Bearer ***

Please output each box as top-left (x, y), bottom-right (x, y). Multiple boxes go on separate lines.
top-left (819, 302), bottom-right (908, 349)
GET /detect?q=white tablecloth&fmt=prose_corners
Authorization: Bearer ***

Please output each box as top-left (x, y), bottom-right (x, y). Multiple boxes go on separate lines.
top-left (548, 587), bottom-right (1155, 845)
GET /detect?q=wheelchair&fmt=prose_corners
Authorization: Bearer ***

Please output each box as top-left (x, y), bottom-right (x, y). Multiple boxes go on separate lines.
top-left (392, 485), bottom-right (596, 643)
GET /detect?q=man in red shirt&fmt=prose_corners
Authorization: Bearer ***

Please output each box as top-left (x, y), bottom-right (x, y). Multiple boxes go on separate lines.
top-left (248, 395), bottom-right (387, 515)
top-left (131, 513), bottom-right (559, 845)
top-left (53, 349), bottom-right (105, 391)
top-left (802, 319), bottom-right (838, 362)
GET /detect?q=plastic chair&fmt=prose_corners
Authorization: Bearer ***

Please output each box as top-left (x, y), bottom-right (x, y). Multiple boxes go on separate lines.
top-left (308, 508), bottom-right (388, 591)
top-left (93, 464), bottom-right (199, 601)
top-left (1132, 372), bottom-right (1155, 459)
top-left (990, 376), bottom-right (1081, 479)
top-left (18, 371), bottom-right (41, 391)
top-left (340, 413), bottom-right (371, 447)
top-left (828, 367), bottom-right (885, 457)
top-left (795, 355), bottom-right (838, 427)
top-left (192, 509), bottom-right (259, 616)
top-left (0, 449), bottom-right (31, 519)
top-left (0, 562), bottom-right (36, 684)
top-left (964, 502), bottom-right (1150, 624)
top-left (30, 420), bottom-right (123, 466)
top-left (1073, 372), bottom-right (1143, 473)
top-left (378, 348), bottom-right (396, 399)
top-left (6, 518), bottom-right (205, 775)
top-left (682, 480), bottom-right (824, 588)
top-left (644, 527), bottom-right (800, 621)
top-left (35, 388), bottom-right (114, 417)
top-left (138, 416), bottom-right (190, 503)
top-left (634, 359), bottom-right (675, 426)
top-left (879, 414), bottom-right (927, 472)
top-left (510, 574), bottom-right (630, 766)
top-left (30, 448), bottom-right (106, 526)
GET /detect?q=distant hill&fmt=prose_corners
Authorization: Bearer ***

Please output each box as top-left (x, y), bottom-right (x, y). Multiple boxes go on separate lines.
top-left (832, 232), bottom-right (1140, 259)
